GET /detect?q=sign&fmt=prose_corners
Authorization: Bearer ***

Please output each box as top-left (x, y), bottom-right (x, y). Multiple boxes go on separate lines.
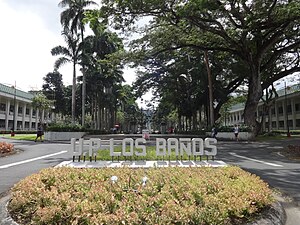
top-left (70, 138), bottom-right (217, 159)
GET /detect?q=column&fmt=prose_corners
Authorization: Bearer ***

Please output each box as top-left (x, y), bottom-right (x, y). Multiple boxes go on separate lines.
top-left (14, 101), bottom-right (18, 131)
top-left (22, 104), bottom-right (26, 130)
top-left (5, 100), bottom-right (10, 130)
top-left (35, 108), bottom-right (39, 129)
top-left (41, 109), bottom-right (45, 123)
top-left (275, 102), bottom-right (279, 130)
top-left (29, 107), bottom-right (33, 130)
top-left (291, 98), bottom-right (296, 130)
top-left (283, 100), bottom-right (287, 130)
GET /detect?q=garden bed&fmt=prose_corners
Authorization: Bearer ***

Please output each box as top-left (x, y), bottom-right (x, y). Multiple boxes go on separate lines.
top-left (8, 166), bottom-right (273, 225)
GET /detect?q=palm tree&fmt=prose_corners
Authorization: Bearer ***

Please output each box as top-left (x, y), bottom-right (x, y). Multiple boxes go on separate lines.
top-left (59, 0), bottom-right (97, 126)
top-left (51, 28), bottom-right (81, 123)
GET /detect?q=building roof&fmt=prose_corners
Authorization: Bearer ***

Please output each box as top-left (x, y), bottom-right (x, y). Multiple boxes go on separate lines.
top-left (229, 83), bottom-right (300, 112)
top-left (0, 83), bottom-right (34, 100)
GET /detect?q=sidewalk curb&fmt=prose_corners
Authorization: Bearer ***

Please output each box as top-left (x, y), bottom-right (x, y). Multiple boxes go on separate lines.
top-left (1, 194), bottom-right (286, 225)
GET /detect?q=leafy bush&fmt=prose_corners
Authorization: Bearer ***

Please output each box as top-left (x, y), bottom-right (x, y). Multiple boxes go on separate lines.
top-left (46, 123), bottom-right (85, 132)
top-left (0, 142), bottom-right (14, 155)
top-left (217, 126), bottom-right (252, 132)
top-left (8, 167), bottom-right (273, 225)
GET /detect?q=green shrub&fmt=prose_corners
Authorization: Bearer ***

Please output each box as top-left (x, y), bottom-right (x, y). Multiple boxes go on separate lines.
top-left (8, 166), bottom-right (273, 225)
top-left (46, 123), bottom-right (85, 132)
top-left (0, 142), bottom-right (14, 155)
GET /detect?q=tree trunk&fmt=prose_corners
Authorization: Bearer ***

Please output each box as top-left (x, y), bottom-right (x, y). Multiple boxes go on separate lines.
top-left (244, 64), bottom-right (263, 135)
top-left (72, 62), bottom-right (76, 124)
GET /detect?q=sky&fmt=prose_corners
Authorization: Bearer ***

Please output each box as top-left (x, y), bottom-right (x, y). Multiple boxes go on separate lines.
top-left (0, 0), bottom-right (136, 92)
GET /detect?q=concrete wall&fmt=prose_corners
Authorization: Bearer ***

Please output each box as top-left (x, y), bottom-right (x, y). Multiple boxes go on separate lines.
top-left (44, 132), bottom-right (86, 141)
top-left (206, 132), bottom-right (255, 141)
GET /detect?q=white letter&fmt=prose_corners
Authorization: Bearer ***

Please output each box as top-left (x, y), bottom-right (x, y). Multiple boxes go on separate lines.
top-left (167, 138), bottom-right (179, 156)
top-left (110, 138), bottom-right (121, 157)
top-left (122, 138), bottom-right (134, 156)
top-left (192, 138), bottom-right (204, 156)
top-left (89, 138), bottom-right (101, 157)
top-left (204, 138), bottom-right (217, 156)
top-left (179, 138), bottom-right (192, 156)
top-left (156, 138), bottom-right (166, 156)
top-left (135, 138), bottom-right (146, 156)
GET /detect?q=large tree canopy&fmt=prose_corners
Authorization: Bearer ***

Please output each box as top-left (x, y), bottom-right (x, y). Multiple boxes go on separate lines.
top-left (99, 0), bottom-right (300, 134)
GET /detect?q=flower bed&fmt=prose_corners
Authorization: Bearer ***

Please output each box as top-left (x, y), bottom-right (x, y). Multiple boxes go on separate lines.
top-left (8, 166), bottom-right (273, 225)
top-left (0, 141), bottom-right (14, 156)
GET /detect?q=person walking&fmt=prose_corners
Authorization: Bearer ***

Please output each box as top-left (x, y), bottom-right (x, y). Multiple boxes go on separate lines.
top-left (233, 124), bottom-right (239, 141)
top-left (211, 126), bottom-right (218, 138)
top-left (34, 124), bottom-right (44, 142)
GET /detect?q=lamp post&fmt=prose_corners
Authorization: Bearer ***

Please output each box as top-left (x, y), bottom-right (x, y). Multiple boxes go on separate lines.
top-left (11, 82), bottom-right (17, 137)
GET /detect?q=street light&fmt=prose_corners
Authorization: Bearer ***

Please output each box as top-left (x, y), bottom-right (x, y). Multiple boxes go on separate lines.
top-left (284, 82), bottom-right (291, 137)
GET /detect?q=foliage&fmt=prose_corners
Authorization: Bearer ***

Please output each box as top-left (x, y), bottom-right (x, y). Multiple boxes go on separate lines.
top-left (98, 0), bottom-right (300, 134)
top-left (46, 123), bottom-right (84, 132)
top-left (8, 166), bottom-right (273, 225)
top-left (216, 126), bottom-right (252, 133)
top-left (0, 142), bottom-right (14, 155)
top-left (42, 71), bottom-right (67, 114)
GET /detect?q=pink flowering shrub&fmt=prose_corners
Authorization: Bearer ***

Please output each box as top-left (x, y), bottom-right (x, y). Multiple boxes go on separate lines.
top-left (8, 166), bottom-right (273, 225)
top-left (0, 141), bottom-right (14, 155)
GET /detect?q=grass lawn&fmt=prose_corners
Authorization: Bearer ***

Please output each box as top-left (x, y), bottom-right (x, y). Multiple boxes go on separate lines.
top-left (1, 134), bottom-right (37, 141)
top-left (91, 146), bottom-right (213, 161)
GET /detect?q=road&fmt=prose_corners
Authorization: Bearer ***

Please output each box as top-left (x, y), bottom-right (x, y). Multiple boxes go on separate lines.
top-left (0, 136), bottom-right (300, 224)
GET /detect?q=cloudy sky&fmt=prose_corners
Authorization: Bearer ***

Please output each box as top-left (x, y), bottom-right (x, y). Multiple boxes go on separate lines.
top-left (0, 0), bottom-right (136, 92)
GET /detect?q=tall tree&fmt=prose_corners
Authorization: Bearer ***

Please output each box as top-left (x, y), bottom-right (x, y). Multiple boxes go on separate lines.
top-left (42, 71), bottom-right (66, 114)
top-left (59, 0), bottom-right (97, 126)
top-left (99, 0), bottom-right (300, 135)
top-left (31, 93), bottom-right (53, 124)
top-left (51, 28), bottom-right (81, 123)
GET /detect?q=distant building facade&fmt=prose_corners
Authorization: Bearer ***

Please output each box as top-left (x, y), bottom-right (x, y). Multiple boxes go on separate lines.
top-left (0, 83), bottom-right (54, 131)
top-left (226, 84), bottom-right (300, 131)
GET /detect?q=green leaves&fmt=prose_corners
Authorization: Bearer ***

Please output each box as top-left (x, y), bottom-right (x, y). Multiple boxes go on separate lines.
top-left (9, 166), bottom-right (273, 224)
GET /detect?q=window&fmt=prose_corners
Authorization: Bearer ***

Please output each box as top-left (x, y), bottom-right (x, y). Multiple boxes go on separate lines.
top-left (295, 103), bottom-right (300, 112)
top-left (18, 106), bottom-right (22, 115)
top-left (287, 105), bottom-right (292, 114)
top-left (279, 121), bottom-right (284, 128)
top-left (296, 119), bottom-right (300, 127)
top-left (0, 103), bottom-right (5, 112)
top-left (278, 106), bottom-right (283, 114)
top-left (272, 121), bottom-right (277, 128)
top-left (288, 120), bottom-right (293, 127)
top-left (271, 108), bottom-right (275, 115)
top-left (26, 108), bottom-right (30, 115)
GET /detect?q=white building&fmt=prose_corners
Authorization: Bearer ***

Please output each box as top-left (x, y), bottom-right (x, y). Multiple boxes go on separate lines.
top-left (226, 84), bottom-right (300, 131)
top-left (0, 83), bottom-right (53, 131)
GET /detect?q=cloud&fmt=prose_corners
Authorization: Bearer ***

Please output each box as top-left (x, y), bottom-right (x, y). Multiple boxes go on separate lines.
top-left (0, 1), bottom-right (60, 90)
top-left (0, 0), bottom-right (136, 92)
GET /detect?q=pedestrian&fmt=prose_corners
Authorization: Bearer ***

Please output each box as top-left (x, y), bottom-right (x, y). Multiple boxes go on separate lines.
top-left (233, 124), bottom-right (239, 141)
top-left (35, 124), bottom-right (44, 142)
top-left (211, 126), bottom-right (218, 138)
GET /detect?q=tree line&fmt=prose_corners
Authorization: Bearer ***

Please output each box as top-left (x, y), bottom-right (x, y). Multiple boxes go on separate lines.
top-left (36, 0), bottom-right (299, 135)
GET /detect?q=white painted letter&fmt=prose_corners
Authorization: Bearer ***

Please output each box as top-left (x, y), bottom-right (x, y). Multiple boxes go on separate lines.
top-left (135, 138), bottom-right (146, 156)
top-left (156, 138), bottom-right (166, 156)
top-left (192, 138), bottom-right (204, 156)
top-left (179, 138), bottom-right (192, 156)
top-left (167, 138), bottom-right (179, 156)
top-left (122, 138), bottom-right (134, 156)
top-left (110, 138), bottom-right (121, 157)
top-left (204, 138), bottom-right (217, 156)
